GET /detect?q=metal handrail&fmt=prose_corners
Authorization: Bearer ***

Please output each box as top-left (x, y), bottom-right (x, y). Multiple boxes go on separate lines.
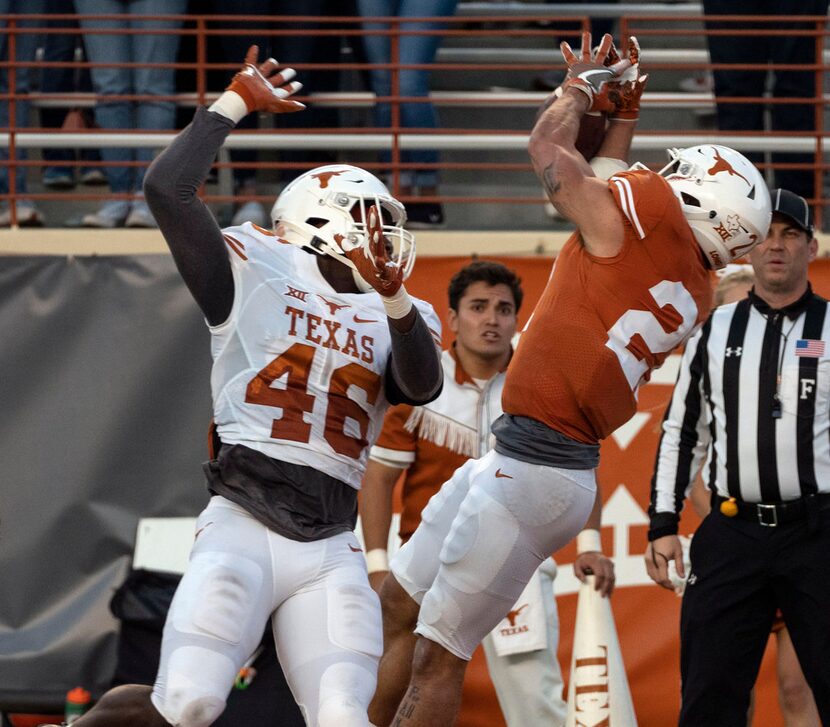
top-left (0, 132), bottom-right (821, 154)
top-left (0, 11), bottom-right (826, 228)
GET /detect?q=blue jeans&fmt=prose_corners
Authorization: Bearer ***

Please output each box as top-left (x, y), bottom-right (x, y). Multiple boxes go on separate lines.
top-left (41, 2), bottom-right (99, 171)
top-left (358, 0), bottom-right (459, 188)
top-left (74, 0), bottom-right (186, 194)
top-left (0, 0), bottom-right (46, 196)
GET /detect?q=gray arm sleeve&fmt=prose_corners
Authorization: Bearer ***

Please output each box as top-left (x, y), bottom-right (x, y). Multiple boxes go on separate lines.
top-left (143, 106), bottom-right (237, 326)
top-left (385, 311), bottom-right (443, 406)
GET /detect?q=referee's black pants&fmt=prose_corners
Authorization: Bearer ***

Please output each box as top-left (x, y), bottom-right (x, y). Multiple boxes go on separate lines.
top-left (678, 508), bottom-right (830, 727)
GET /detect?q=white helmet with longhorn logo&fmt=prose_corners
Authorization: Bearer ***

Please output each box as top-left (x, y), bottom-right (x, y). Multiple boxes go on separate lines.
top-left (658, 145), bottom-right (771, 269)
top-left (271, 164), bottom-right (416, 289)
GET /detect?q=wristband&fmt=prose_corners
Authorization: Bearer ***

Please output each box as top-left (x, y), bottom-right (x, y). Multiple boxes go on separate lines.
top-left (366, 548), bottom-right (390, 574)
top-left (577, 528), bottom-right (602, 554)
top-left (208, 90), bottom-right (249, 124)
top-left (382, 285), bottom-right (413, 319)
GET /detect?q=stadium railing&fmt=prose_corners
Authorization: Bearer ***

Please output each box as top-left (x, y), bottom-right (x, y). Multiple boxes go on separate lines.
top-left (0, 8), bottom-right (826, 228)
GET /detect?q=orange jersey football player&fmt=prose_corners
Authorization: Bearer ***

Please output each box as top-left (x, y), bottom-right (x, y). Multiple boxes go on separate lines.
top-left (377, 32), bottom-right (772, 727)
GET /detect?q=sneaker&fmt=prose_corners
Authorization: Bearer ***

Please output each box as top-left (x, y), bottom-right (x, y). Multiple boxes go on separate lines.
top-left (79, 168), bottom-right (107, 186)
top-left (42, 167), bottom-right (75, 189)
top-left (405, 202), bottom-right (445, 229)
top-left (81, 200), bottom-right (130, 228)
top-left (125, 200), bottom-right (157, 228)
top-left (678, 72), bottom-right (714, 93)
top-left (0, 200), bottom-right (45, 226)
top-left (231, 200), bottom-right (267, 227)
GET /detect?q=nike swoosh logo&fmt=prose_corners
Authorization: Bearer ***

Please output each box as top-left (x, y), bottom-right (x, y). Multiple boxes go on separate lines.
top-left (349, 544), bottom-right (364, 552)
top-left (495, 469), bottom-right (513, 479)
top-left (580, 69), bottom-right (612, 87)
top-left (354, 315), bottom-right (379, 324)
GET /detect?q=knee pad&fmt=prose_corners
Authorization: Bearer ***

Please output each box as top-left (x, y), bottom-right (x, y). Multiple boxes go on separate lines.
top-left (327, 584), bottom-right (383, 659)
top-left (420, 586), bottom-right (463, 634)
top-left (318, 694), bottom-right (366, 727)
top-left (440, 486), bottom-right (518, 595)
top-left (156, 645), bottom-right (236, 727)
top-left (172, 552), bottom-right (264, 644)
top-left (155, 685), bottom-right (225, 727)
top-left (317, 662), bottom-right (376, 727)
top-left (176, 696), bottom-right (226, 727)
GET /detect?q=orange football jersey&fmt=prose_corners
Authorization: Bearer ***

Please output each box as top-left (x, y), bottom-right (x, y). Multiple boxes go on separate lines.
top-left (502, 170), bottom-right (713, 444)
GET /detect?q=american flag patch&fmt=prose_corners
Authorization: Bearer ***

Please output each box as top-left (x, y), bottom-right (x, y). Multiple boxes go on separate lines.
top-left (795, 339), bottom-right (825, 358)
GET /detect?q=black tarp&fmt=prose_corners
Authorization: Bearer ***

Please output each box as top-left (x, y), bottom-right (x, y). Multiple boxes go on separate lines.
top-left (0, 255), bottom-right (213, 709)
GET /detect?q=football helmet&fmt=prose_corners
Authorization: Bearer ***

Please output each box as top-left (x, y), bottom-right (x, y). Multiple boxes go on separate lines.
top-left (658, 145), bottom-right (771, 269)
top-left (271, 164), bottom-right (415, 286)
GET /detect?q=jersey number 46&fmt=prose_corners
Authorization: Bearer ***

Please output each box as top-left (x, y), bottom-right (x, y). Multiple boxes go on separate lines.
top-left (246, 342), bottom-right (382, 459)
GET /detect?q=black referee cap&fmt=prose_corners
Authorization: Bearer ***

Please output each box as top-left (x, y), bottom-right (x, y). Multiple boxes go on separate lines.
top-left (770, 188), bottom-right (813, 236)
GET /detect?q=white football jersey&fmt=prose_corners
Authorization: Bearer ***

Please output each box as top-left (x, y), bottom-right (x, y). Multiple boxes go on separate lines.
top-left (209, 223), bottom-right (441, 489)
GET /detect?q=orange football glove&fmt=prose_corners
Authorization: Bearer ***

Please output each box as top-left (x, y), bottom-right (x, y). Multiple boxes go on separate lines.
top-left (608, 73), bottom-right (649, 120)
top-left (603, 36), bottom-right (647, 121)
top-left (344, 205), bottom-right (403, 297)
top-left (226, 45), bottom-right (305, 115)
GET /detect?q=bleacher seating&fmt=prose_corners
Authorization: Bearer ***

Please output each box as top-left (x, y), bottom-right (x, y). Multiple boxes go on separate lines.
top-left (0, 3), bottom-right (827, 231)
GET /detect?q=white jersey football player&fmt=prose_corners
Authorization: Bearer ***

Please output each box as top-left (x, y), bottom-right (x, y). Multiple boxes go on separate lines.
top-left (57, 47), bottom-right (443, 727)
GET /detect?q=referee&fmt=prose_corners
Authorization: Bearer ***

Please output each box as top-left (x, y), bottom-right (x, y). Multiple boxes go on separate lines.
top-left (645, 188), bottom-right (830, 726)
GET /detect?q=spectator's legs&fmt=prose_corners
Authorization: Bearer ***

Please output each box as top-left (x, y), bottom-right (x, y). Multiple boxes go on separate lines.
top-left (76, 0), bottom-right (134, 225)
top-left (533, 0), bottom-right (617, 92)
top-left (768, 0), bottom-right (829, 202)
top-left (359, 0), bottom-right (457, 226)
top-left (356, 0), bottom-right (396, 179)
top-left (272, 0), bottom-right (342, 176)
top-left (130, 0), bottom-right (186, 191)
top-left (0, 0), bottom-right (45, 201)
top-left (206, 0), bottom-right (272, 225)
top-left (41, 3), bottom-right (81, 187)
top-left (702, 0), bottom-right (767, 171)
top-left (359, 0), bottom-right (457, 188)
top-left (396, 0), bottom-right (458, 191)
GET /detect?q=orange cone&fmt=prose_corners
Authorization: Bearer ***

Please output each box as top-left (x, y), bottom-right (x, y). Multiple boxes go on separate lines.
top-left (566, 575), bottom-right (637, 726)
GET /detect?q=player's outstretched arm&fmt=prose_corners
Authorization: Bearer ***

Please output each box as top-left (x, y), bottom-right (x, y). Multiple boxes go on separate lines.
top-left (529, 34), bottom-right (628, 237)
top-left (144, 46), bottom-right (305, 326)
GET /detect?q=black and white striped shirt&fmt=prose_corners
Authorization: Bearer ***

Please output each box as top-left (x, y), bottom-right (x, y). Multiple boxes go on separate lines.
top-left (649, 285), bottom-right (830, 536)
